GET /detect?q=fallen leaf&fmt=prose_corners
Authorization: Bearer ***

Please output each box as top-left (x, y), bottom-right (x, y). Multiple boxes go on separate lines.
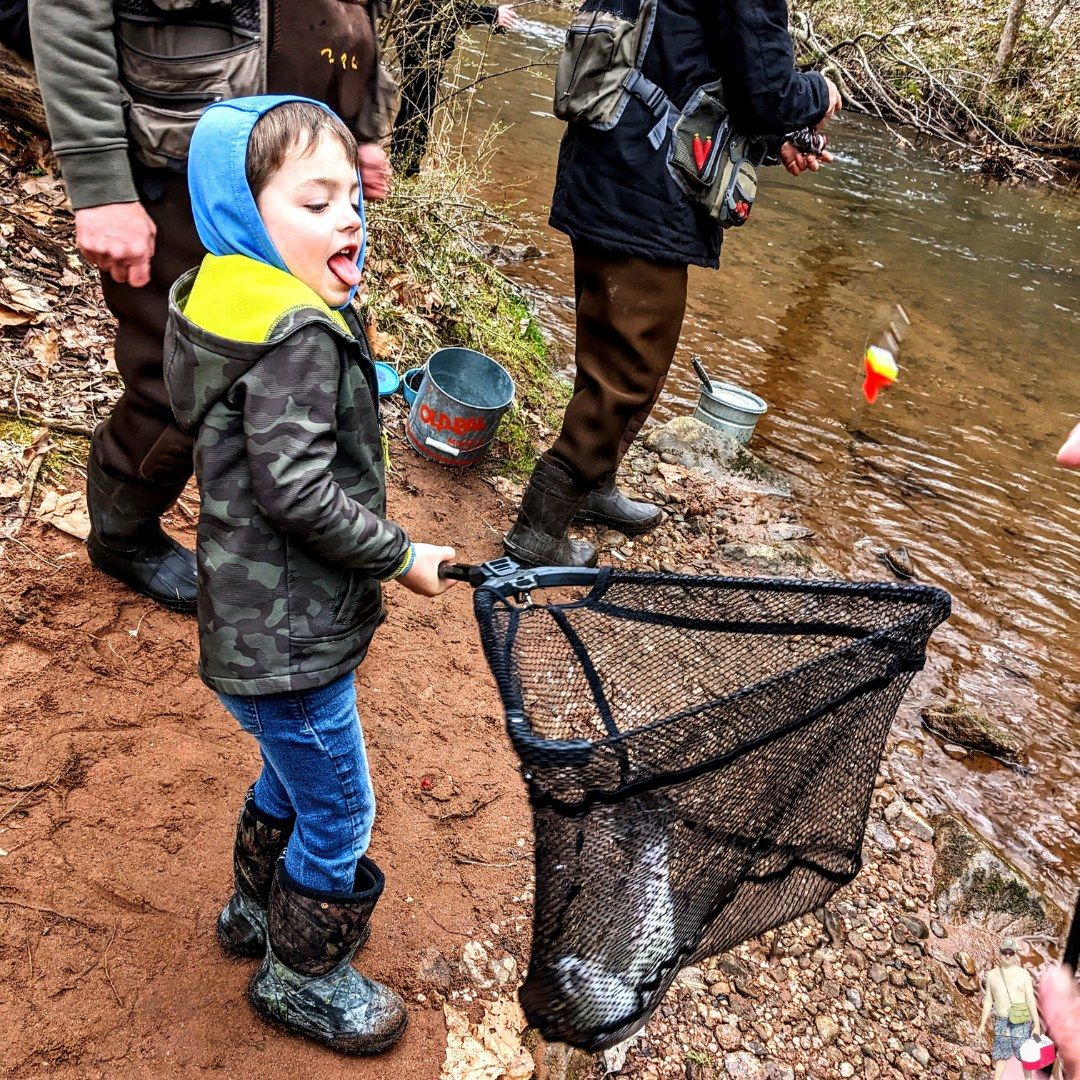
top-left (0, 304), bottom-right (33, 327)
top-left (19, 174), bottom-right (62, 197)
top-left (439, 999), bottom-right (532, 1080)
top-left (364, 315), bottom-right (399, 360)
top-left (20, 426), bottom-right (54, 466)
top-left (36, 488), bottom-right (90, 540)
top-left (24, 327), bottom-right (60, 372)
top-left (0, 478), bottom-right (21, 499)
top-left (2, 276), bottom-right (51, 314)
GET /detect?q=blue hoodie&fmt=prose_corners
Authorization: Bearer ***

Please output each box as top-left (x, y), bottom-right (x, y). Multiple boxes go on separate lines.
top-left (187, 95), bottom-right (366, 308)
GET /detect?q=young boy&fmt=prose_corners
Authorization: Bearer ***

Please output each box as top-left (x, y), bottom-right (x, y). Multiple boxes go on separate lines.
top-left (164, 95), bottom-right (457, 1055)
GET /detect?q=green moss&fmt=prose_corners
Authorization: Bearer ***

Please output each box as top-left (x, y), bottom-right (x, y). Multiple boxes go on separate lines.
top-left (685, 1048), bottom-right (715, 1071)
top-left (932, 818), bottom-right (980, 899)
top-left (961, 867), bottom-right (1048, 925)
top-left (0, 415), bottom-right (88, 486)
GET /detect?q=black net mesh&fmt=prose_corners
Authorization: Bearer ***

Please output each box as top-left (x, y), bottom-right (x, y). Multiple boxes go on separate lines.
top-left (473, 569), bottom-right (950, 1051)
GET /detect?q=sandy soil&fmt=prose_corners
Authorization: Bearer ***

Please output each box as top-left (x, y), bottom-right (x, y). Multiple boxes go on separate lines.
top-left (0, 457), bottom-right (535, 1079)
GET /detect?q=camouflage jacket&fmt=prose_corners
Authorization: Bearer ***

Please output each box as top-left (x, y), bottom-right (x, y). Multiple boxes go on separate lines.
top-left (165, 255), bottom-right (411, 697)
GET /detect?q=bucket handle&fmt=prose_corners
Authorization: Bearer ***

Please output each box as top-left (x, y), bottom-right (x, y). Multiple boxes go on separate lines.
top-left (425, 437), bottom-right (460, 457)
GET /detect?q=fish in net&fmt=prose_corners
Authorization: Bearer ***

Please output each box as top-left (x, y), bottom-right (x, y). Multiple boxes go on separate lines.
top-left (454, 560), bottom-right (950, 1052)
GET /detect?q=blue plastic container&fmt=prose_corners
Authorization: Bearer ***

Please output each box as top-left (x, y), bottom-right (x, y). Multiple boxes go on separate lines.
top-left (374, 361), bottom-right (400, 398)
top-left (401, 367), bottom-right (425, 406)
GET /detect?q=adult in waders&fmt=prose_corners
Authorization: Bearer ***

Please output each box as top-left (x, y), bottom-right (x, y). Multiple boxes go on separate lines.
top-left (504, 0), bottom-right (842, 568)
top-left (27, 0), bottom-right (396, 612)
top-left (391, 0), bottom-right (519, 177)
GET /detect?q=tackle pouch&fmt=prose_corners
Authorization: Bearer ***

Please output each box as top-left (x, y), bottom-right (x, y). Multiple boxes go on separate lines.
top-left (668, 83), bottom-right (766, 229)
top-left (114, 0), bottom-right (265, 171)
top-left (553, 0), bottom-right (656, 129)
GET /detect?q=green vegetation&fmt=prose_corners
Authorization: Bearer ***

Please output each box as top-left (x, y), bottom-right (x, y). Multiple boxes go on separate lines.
top-left (365, 167), bottom-right (568, 476)
top-left (0, 415), bottom-right (87, 486)
top-left (795, 0), bottom-right (1080, 157)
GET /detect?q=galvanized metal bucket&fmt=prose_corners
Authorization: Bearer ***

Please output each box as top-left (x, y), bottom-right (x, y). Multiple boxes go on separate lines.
top-left (406, 347), bottom-right (516, 467)
top-left (693, 380), bottom-right (768, 444)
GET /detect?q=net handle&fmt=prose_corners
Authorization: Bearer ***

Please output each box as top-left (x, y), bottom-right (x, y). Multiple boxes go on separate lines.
top-left (438, 558), bottom-right (603, 595)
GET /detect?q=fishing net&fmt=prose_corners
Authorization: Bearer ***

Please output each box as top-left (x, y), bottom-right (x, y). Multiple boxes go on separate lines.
top-left (472, 567), bottom-right (950, 1051)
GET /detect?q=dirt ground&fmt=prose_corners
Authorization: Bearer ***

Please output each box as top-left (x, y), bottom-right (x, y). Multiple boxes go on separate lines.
top-left (0, 455), bottom-right (536, 1079)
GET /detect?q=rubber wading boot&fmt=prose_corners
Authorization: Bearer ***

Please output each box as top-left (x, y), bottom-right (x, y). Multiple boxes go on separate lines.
top-left (85, 452), bottom-right (198, 614)
top-left (249, 857), bottom-right (407, 1055)
top-left (217, 788), bottom-right (295, 957)
top-left (572, 480), bottom-right (662, 535)
top-left (503, 458), bottom-right (598, 569)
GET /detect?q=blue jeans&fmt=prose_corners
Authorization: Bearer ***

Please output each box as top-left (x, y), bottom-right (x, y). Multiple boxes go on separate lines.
top-left (217, 672), bottom-right (375, 894)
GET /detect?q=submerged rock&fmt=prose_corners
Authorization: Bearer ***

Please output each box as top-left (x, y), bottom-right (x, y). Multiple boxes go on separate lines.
top-left (643, 416), bottom-right (792, 496)
top-left (882, 545), bottom-right (915, 579)
top-left (920, 701), bottom-right (1028, 765)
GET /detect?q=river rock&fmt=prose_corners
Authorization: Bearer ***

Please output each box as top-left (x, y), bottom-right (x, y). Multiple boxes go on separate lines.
top-left (882, 545), bottom-right (915, 579)
top-left (920, 701), bottom-right (1027, 765)
top-left (955, 952), bottom-right (977, 977)
top-left (719, 542), bottom-right (823, 578)
top-left (932, 815), bottom-right (1062, 934)
top-left (724, 1050), bottom-right (767, 1079)
top-left (642, 416), bottom-right (792, 496)
top-left (814, 1016), bottom-right (840, 1045)
top-left (768, 523), bottom-right (813, 541)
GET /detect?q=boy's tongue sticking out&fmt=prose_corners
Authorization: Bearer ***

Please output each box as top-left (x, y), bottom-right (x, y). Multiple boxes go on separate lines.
top-left (328, 251), bottom-right (362, 287)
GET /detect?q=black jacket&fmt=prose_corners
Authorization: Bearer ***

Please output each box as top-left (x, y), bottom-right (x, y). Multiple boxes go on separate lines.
top-left (549, 0), bottom-right (829, 268)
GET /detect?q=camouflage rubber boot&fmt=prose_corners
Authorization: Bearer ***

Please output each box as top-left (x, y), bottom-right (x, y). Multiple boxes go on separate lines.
top-left (503, 457), bottom-right (598, 569)
top-left (217, 788), bottom-right (294, 957)
top-left (248, 857), bottom-right (407, 1055)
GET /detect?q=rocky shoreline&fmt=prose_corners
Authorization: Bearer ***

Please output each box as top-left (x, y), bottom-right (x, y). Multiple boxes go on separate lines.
top-left (429, 413), bottom-right (1065, 1080)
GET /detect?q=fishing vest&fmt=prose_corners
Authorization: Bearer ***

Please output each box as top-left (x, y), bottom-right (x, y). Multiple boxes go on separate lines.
top-left (114, 0), bottom-right (394, 170)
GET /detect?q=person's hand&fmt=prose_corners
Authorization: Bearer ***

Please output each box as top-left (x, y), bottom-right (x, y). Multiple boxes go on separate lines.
top-left (398, 543), bottom-right (459, 596)
top-left (820, 76), bottom-right (843, 126)
top-left (357, 142), bottom-right (392, 201)
top-left (74, 202), bottom-right (157, 287)
top-left (779, 142), bottom-right (834, 177)
top-left (1057, 421), bottom-right (1080, 468)
top-left (1038, 966), bottom-right (1079, 1076)
top-left (495, 5), bottom-right (518, 29)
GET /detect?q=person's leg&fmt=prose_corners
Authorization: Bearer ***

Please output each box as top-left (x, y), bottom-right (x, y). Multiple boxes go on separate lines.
top-left (505, 243), bottom-right (687, 563)
top-left (240, 674), bottom-right (406, 1055)
top-left (249, 676), bottom-right (375, 892)
top-left (215, 693), bottom-right (296, 956)
top-left (546, 244), bottom-right (688, 492)
top-left (391, 43), bottom-right (430, 177)
top-left (87, 168), bottom-right (202, 611)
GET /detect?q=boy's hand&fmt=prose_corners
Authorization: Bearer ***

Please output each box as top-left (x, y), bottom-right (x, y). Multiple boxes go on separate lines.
top-left (398, 543), bottom-right (459, 596)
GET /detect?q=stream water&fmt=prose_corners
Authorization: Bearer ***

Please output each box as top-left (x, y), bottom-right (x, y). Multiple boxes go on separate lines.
top-left (446, 13), bottom-right (1080, 909)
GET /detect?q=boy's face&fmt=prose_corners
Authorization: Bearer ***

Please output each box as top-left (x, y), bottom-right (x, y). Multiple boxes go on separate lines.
top-left (256, 132), bottom-right (363, 308)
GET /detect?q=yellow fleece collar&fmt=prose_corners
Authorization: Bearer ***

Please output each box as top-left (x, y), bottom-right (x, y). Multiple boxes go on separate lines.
top-left (181, 254), bottom-right (351, 343)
